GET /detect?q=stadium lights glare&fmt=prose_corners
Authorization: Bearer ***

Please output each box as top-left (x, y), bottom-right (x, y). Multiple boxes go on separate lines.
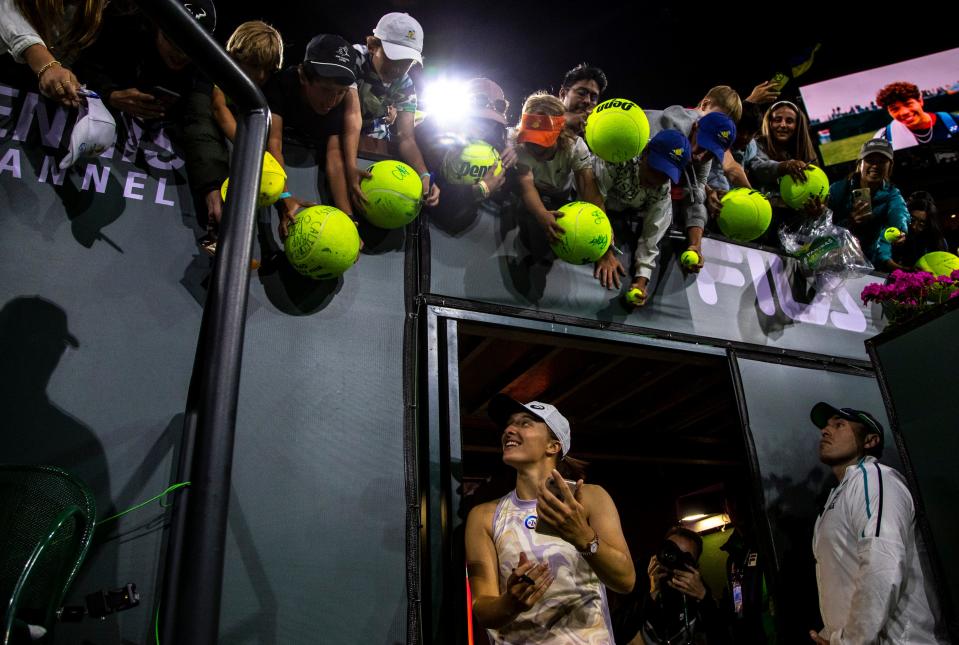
top-left (421, 78), bottom-right (471, 125)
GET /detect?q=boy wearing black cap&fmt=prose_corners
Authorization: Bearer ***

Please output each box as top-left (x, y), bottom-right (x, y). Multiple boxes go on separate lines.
top-left (264, 34), bottom-right (360, 238)
top-left (809, 402), bottom-right (945, 645)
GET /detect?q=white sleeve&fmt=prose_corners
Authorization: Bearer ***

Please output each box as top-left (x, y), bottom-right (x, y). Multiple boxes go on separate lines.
top-left (570, 137), bottom-right (592, 173)
top-left (0, 0), bottom-right (44, 62)
top-left (834, 464), bottom-right (913, 645)
top-left (632, 186), bottom-right (673, 279)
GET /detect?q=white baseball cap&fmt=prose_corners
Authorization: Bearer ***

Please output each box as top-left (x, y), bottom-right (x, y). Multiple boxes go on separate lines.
top-left (372, 12), bottom-right (424, 64)
top-left (489, 394), bottom-right (571, 456)
top-left (60, 92), bottom-right (116, 170)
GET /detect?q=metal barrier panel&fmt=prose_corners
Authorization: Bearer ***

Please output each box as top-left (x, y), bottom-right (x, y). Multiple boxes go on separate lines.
top-left (220, 144), bottom-right (408, 644)
top-left (732, 355), bottom-right (894, 639)
top-left (868, 304), bottom-right (959, 639)
top-left (1, 82), bottom-right (201, 642)
top-left (1, 83), bottom-right (408, 642)
top-left (429, 200), bottom-right (884, 361)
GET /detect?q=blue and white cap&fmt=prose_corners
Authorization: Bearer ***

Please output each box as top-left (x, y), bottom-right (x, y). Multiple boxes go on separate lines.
top-left (489, 394), bottom-right (572, 456)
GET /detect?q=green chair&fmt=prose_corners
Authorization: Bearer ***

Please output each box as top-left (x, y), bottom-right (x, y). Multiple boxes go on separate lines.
top-left (0, 465), bottom-right (96, 644)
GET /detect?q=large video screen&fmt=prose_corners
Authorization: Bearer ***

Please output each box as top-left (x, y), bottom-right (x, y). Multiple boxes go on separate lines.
top-left (800, 48), bottom-right (959, 166)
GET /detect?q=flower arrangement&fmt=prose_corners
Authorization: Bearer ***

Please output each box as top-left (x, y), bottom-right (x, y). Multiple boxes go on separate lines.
top-left (861, 269), bottom-right (959, 326)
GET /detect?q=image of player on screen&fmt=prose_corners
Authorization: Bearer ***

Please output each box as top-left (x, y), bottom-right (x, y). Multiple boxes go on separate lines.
top-left (874, 81), bottom-right (959, 150)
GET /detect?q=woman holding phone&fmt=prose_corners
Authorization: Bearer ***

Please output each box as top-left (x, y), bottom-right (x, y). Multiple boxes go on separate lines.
top-left (827, 138), bottom-right (909, 271)
top-left (465, 394), bottom-right (635, 644)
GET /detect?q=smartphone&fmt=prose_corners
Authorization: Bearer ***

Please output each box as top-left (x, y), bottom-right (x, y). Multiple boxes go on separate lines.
top-left (769, 72), bottom-right (789, 91)
top-left (148, 85), bottom-right (181, 107)
top-left (546, 477), bottom-right (579, 501)
top-left (852, 187), bottom-right (872, 216)
top-left (534, 478), bottom-right (579, 536)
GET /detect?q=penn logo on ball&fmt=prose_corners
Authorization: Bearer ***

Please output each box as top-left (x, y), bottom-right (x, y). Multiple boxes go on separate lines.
top-left (585, 98), bottom-right (650, 163)
top-left (360, 160), bottom-right (423, 229)
top-left (284, 205), bottom-right (360, 280)
top-left (550, 201), bottom-right (613, 265)
top-left (442, 140), bottom-right (503, 185)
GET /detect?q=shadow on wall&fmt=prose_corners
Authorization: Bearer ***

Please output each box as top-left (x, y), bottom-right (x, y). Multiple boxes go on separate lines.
top-left (0, 296), bottom-right (120, 642)
top-left (254, 209), bottom-right (345, 316)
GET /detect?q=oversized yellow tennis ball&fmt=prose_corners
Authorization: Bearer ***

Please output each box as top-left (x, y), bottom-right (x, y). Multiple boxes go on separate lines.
top-left (360, 160), bottom-right (423, 229)
top-left (585, 98), bottom-right (650, 163)
top-left (625, 287), bottom-right (645, 305)
top-left (283, 205), bottom-right (360, 280)
top-left (442, 140), bottom-right (503, 185)
top-left (779, 164), bottom-right (830, 210)
top-left (550, 201), bottom-right (612, 264)
top-left (883, 227), bottom-right (903, 243)
top-left (680, 250), bottom-right (701, 268)
top-left (220, 151), bottom-right (287, 208)
top-left (915, 251), bottom-right (959, 277)
top-left (718, 188), bottom-right (772, 242)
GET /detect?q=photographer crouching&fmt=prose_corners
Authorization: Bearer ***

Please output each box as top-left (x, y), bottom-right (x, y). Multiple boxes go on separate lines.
top-left (630, 527), bottom-right (726, 645)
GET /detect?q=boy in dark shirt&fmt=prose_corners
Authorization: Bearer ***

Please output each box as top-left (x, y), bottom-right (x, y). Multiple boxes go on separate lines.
top-left (263, 34), bottom-right (360, 237)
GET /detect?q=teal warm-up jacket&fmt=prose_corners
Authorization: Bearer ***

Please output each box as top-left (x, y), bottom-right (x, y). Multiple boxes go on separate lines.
top-left (828, 179), bottom-right (910, 266)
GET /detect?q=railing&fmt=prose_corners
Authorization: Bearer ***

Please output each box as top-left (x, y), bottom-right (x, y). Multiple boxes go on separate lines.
top-left (130, 2), bottom-right (270, 644)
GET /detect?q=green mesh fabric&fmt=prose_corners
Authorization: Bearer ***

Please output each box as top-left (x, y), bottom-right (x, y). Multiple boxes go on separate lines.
top-left (0, 465), bottom-right (95, 628)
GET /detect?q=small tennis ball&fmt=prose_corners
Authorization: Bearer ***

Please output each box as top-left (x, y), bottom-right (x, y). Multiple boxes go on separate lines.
top-left (550, 201), bottom-right (613, 264)
top-left (585, 98), bottom-right (650, 163)
top-left (883, 227), bottom-right (903, 243)
top-left (220, 151), bottom-right (287, 208)
top-left (718, 188), bottom-right (773, 242)
top-left (779, 164), bottom-right (830, 210)
top-left (284, 205), bottom-right (360, 280)
top-left (680, 250), bottom-right (701, 268)
top-left (442, 140), bottom-right (502, 185)
top-left (360, 160), bottom-right (423, 229)
top-left (625, 287), bottom-right (645, 305)
top-left (915, 251), bottom-right (959, 277)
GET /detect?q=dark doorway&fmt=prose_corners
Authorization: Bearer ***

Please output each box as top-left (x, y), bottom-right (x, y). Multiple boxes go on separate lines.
top-left (446, 320), bottom-right (769, 645)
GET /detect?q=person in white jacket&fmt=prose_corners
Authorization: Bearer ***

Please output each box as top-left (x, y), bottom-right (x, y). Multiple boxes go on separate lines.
top-left (809, 401), bottom-right (947, 645)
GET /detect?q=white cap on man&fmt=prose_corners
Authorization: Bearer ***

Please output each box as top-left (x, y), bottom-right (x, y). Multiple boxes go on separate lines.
top-left (488, 394), bottom-right (571, 456)
top-left (372, 12), bottom-right (424, 64)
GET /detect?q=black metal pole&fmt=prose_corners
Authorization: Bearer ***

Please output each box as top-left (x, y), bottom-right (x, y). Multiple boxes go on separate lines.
top-left (134, 1), bottom-right (269, 644)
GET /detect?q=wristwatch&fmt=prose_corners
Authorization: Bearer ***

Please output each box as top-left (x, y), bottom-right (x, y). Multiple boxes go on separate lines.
top-left (580, 532), bottom-right (599, 557)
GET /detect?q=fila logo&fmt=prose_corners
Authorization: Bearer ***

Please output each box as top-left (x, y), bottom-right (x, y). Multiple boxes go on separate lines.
top-left (693, 238), bottom-right (868, 333)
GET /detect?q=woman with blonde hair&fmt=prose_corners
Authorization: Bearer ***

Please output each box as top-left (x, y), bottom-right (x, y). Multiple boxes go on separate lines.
top-left (513, 91), bottom-right (603, 244)
top-left (0, 0), bottom-right (106, 107)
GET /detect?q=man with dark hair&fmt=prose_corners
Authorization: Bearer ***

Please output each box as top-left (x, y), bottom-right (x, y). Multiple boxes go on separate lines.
top-left (874, 81), bottom-right (959, 149)
top-left (559, 63), bottom-right (608, 136)
top-left (809, 402), bottom-right (946, 644)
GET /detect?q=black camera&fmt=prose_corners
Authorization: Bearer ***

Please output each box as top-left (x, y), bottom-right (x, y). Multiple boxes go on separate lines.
top-left (657, 539), bottom-right (696, 572)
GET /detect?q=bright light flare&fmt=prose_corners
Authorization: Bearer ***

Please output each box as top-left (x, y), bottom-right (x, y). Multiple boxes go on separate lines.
top-left (421, 78), bottom-right (471, 125)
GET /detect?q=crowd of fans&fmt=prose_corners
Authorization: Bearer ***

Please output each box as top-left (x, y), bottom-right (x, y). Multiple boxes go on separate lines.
top-left (2, 0), bottom-right (957, 297)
